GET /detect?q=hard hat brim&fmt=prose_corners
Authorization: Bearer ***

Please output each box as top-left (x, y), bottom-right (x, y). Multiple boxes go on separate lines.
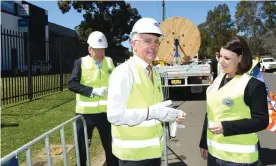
top-left (89, 45), bottom-right (107, 49)
top-left (139, 33), bottom-right (163, 37)
top-left (130, 32), bottom-right (164, 39)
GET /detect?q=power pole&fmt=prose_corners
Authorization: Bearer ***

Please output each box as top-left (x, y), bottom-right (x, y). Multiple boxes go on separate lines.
top-left (162, 0), bottom-right (165, 21)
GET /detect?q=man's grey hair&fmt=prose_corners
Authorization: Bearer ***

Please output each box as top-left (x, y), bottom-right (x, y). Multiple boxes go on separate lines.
top-left (130, 32), bottom-right (141, 41)
top-left (129, 33), bottom-right (141, 51)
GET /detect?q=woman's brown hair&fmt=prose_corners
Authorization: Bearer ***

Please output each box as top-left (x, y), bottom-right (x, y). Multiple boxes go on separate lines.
top-left (222, 37), bottom-right (252, 74)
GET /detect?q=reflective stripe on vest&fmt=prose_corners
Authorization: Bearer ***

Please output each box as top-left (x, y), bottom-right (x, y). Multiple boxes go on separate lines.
top-left (207, 73), bottom-right (259, 163)
top-left (111, 58), bottom-right (164, 161)
top-left (113, 136), bottom-right (164, 148)
top-left (76, 100), bottom-right (108, 107)
top-left (207, 139), bottom-right (258, 153)
top-left (76, 56), bottom-right (113, 114)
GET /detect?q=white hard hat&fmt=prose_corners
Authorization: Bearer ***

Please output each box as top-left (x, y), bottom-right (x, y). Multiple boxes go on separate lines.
top-left (130, 18), bottom-right (163, 38)
top-left (87, 31), bottom-right (108, 48)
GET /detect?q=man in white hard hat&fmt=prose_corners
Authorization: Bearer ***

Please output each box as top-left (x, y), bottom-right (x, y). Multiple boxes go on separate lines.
top-left (68, 31), bottom-right (118, 166)
top-left (107, 18), bottom-right (187, 166)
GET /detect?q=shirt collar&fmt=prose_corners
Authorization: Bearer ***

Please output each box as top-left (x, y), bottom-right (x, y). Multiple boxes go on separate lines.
top-left (132, 55), bottom-right (150, 70)
top-left (88, 55), bottom-right (103, 68)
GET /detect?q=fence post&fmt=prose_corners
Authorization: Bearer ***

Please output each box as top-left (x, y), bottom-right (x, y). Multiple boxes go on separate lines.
top-left (59, 37), bottom-right (63, 91)
top-left (24, 32), bottom-right (32, 100)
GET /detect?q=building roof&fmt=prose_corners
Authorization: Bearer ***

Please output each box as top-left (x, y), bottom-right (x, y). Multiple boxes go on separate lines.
top-left (48, 22), bottom-right (78, 38)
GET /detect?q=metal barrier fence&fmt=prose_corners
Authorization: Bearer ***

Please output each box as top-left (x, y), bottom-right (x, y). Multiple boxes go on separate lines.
top-left (160, 71), bottom-right (185, 166)
top-left (159, 71), bottom-right (171, 166)
top-left (0, 115), bottom-right (90, 166)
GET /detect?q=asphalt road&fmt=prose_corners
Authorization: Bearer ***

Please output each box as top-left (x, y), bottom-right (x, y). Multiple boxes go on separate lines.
top-left (162, 72), bottom-right (276, 166)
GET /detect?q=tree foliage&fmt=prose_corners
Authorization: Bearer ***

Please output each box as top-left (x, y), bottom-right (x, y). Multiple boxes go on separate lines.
top-left (260, 1), bottom-right (276, 56)
top-left (57, 1), bottom-right (141, 48)
top-left (261, 1), bottom-right (276, 32)
top-left (235, 1), bottom-right (276, 56)
top-left (198, 2), bottom-right (276, 58)
top-left (57, 1), bottom-right (276, 58)
top-left (198, 4), bottom-right (234, 58)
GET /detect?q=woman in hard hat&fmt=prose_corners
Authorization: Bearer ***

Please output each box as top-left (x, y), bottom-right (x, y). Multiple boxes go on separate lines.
top-left (68, 31), bottom-right (118, 166)
top-left (107, 17), bottom-right (186, 166)
top-left (199, 37), bottom-right (269, 166)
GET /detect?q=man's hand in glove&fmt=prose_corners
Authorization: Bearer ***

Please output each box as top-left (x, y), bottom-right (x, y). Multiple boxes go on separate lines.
top-left (147, 106), bottom-right (183, 122)
top-left (91, 87), bottom-right (108, 97)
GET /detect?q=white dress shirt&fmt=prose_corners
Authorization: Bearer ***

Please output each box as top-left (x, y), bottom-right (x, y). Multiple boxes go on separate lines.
top-left (107, 55), bottom-right (152, 126)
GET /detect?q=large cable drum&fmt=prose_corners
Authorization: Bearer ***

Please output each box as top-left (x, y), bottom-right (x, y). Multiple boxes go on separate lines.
top-left (157, 17), bottom-right (201, 64)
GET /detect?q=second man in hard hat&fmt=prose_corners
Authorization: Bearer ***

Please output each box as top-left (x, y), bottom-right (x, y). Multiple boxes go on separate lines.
top-left (68, 31), bottom-right (118, 166)
top-left (107, 17), bottom-right (187, 166)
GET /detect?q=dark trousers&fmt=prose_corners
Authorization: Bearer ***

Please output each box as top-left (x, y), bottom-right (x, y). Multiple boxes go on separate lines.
top-left (76, 113), bottom-right (118, 166)
top-left (118, 158), bottom-right (161, 166)
top-left (207, 153), bottom-right (262, 166)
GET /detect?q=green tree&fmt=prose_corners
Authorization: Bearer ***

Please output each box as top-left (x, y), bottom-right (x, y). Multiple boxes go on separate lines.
top-left (235, 1), bottom-right (265, 56)
top-left (57, 1), bottom-right (141, 48)
top-left (260, 1), bottom-right (276, 55)
top-left (261, 1), bottom-right (276, 32)
top-left (198, 22), bottom-right (210, 59)
top-left (199, 4), bottom-right (234, 58)
top-left (235, 2), bottom-right (263, 37)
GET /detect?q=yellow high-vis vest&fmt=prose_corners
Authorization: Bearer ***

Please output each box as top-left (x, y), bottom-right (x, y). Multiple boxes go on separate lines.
top-left (206, 73), bottom-right (259, 163)
top-left (76, 55), bottom-right (114, 114)
top-left (112, 59), bottom-right (164, 161)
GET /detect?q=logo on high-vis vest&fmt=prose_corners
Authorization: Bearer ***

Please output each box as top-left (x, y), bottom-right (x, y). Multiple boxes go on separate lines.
top-left (222, 97), bottom-right (234, 107)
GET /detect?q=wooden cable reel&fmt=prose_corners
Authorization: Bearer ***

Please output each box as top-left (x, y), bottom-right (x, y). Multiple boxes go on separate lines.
top-left (157, 17), bottom-right (201, 64)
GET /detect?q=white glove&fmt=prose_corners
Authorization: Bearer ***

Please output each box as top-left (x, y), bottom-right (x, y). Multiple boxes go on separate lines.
top-left (92, 87), bottom-right (108, 97)
top-left (147, 101), bottom-right (182, 122)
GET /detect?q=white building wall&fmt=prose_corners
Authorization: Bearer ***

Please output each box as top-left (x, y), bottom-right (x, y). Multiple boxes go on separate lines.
top-left (1, 12), bottom-right (21, 31)
top-left (1, 12), bottom-right (26, 71)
